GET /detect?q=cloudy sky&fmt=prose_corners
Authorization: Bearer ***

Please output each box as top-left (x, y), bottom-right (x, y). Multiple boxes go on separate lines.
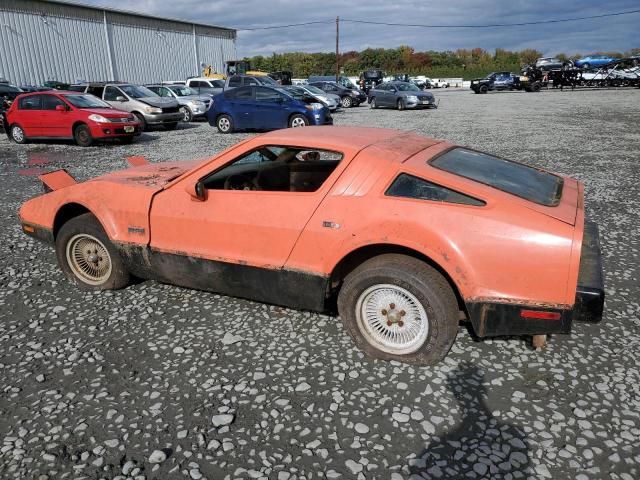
top-left (81, 0), bottom-right (638, 57)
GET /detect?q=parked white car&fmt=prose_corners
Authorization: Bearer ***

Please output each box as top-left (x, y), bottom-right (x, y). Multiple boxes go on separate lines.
top-left (424, 78), bottom-right (449, 88)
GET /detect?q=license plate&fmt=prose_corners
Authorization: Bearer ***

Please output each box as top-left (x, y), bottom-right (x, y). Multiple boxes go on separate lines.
top-left (124, 126), bottom-right (134, 133)
top-left (421, 100), bottom-right (431, 104)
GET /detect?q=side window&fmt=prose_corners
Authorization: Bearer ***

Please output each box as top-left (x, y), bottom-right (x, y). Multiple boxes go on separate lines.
top-left (42, 95), bottom-right (66, 110)
top-left (19, 95), bottom-right (42, 110)
top-left (104, 86), bottom-right (122, 101)
top-left (386, 174), bottom-right (485, 206)
top-left (228, 76), bottom-right (242, 87)
top-left (225, 87), bottom-right (253, 100)
top-left (87, 86), bottom-right (104, 97)
top-left (147, 86), bottom-right (159, 95)
top-left (245, 77), bottom-right (260, 86)
top-left (201, 146), bottom-right (344, 193)
top-left (159, 87), bottom-right (172, 97)
top-left (255, 88), bottom-right (284, 102)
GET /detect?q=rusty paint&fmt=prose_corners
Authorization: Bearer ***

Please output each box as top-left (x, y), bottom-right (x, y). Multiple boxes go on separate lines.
top-left (467, 296), bottom-right (572, 309)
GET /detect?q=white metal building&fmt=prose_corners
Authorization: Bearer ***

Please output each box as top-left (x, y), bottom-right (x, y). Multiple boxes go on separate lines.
top-left (0, 0), bottom-right (236, 85)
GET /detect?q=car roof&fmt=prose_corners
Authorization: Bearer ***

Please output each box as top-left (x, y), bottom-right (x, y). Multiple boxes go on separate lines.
top-left (256, 126), bottom-right (443, 160)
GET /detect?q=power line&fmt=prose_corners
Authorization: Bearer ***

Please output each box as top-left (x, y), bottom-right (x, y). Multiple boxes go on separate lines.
top-left (341, 9), bottom-right (640, 28)
top-left (237, 20), bottom-right (332, 31)
top-left (235, 8), bottom-right (640, 32)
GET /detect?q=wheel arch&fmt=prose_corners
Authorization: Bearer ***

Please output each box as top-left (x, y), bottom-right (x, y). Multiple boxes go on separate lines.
top-left (72, 121), bottom-right (87, 133)
top-left (53, 202), bottom-right (93, 239)
top-left (327, 243), bottom-right (467, 313)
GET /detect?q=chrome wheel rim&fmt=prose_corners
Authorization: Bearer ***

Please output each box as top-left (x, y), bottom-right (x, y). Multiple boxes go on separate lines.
top-left (341, 97), bottom-right (351, 107)
top-left (355, 284), bottom-right (428, 355)
top-left (180, 107), bottom-right (190, 122)
top-left (12, 126), bottom-right (24, 142)
top-left (218, 117), bottom-right (230, 131)
top-left (291, 117), bottom-right (306, 128)
top-left (66, 234), bottom-right (112, 286)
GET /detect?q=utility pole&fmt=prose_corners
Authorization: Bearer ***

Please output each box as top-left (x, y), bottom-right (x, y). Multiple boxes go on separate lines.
top-left (335, 16), bottom-right (339, 82)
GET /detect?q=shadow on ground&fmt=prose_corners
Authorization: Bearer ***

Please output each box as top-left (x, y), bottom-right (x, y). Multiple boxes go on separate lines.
top-left (408, 363), bottom-right (532, 479)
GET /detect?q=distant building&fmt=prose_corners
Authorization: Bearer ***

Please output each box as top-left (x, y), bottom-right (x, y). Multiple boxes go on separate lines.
top-left (0, 0), bottom-right (236, 85)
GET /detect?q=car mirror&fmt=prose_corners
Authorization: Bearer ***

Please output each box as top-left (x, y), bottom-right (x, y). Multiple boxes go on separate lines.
top-left (116, 96), bottom-right (127, 102)
top-left (185, 180), bottom-right (206, 201)
top-left (55, 104), bottom-right (66, 112)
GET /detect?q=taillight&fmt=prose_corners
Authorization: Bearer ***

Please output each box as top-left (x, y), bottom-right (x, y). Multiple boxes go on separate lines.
top-left (520, 310), bottom-right (561, 320)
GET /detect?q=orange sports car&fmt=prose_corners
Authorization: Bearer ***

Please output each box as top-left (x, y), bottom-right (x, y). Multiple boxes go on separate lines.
top-left (19, 127), bottom-right (604, 365)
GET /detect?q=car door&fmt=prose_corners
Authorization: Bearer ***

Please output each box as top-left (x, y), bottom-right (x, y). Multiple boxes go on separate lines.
top-left (223, 86), bottom-right (255, 129)
top-left (16, 95), bottom-right (43, 136)
top-left (252, 87), bottom-right (289, 129)
top-left (384, 84), bottom-right (397, 106)
top-left (39, 94), bottom-right (73, 137)
top-left (148, 144), bottom-right (345, 275)
top-left (103, 85), bottom-right (126, 108)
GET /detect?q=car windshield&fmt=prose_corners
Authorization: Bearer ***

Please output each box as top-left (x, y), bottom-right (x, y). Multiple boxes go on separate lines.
top-left (120, 85), bottom-right (156, 98)
top-left (431, 148), bottom-right (563, 206)
top-left (396, 83), bottom-right (420, 92)
top-left (65, 94), bottom-right (112, 109)
top-left (210, 80), bottom-right (224, 88)
top-left (304, 85), bottom-right (325, 95)
top-left (169, 86), bottom-right (198, 97)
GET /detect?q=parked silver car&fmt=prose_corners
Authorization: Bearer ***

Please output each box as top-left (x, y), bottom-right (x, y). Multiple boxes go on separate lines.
top-left (75, 83), bottom-right (182, 131)
top-left (146, 84), bottom-right (210, 122)
top-left (284, 85), bottom-right (340, 111)
top-left (368, 82), bottom-right (436, 110)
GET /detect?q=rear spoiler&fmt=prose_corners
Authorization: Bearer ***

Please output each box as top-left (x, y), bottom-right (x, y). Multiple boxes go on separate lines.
top-left (39, 169), bottom-right (77, 192)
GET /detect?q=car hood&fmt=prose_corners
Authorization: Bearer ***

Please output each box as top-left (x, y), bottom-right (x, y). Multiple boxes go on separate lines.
top-left (81, 107), bottom-right (132, 117)
top-left (95, 160), bottom-right (200, 189)
top-left (137, 97), bottom-right (178, 108)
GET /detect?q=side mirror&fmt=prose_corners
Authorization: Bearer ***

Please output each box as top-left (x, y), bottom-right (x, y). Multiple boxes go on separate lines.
top-left (185, 180), bottom-right (206, 201)
top-left (116, 96), bottom-right (127, 102)
top-left (55, 104), bottom-right (66, 112)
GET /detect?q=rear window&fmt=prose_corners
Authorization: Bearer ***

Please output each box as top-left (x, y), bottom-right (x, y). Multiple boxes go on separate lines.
top-left (431, 148), bottom-right (563, 206)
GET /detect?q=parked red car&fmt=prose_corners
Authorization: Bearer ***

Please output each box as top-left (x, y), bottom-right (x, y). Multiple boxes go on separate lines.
top-left (4, 91), bottom-right (140, 147)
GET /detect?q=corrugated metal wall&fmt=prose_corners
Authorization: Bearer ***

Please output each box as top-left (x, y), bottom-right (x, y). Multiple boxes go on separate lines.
top-left (0, 0), bottom-right (236, 85)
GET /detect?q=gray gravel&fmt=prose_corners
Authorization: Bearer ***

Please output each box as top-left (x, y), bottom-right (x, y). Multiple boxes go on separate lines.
top-left (0, 88), bottom-right (639, 479)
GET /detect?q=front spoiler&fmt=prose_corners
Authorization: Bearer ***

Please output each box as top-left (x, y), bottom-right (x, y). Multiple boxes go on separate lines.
top-left (574, 221), bottom-right (605, 323)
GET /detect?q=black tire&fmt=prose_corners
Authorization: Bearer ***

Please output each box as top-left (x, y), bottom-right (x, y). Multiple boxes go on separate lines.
top-left (531, 82), bottom-right (542, 92)
top-left (288, 114), bottom-right (309, 128)
top-left (337, 254), bottom-right (459, 365)
top-left (74, 124), bottom-right (93, 147)
top-left (165, 122), bottom-right (179, 131)
top-left (216, 114), bottom-right (234, 133)
top-left (133, 113), bottom-right (147, 132)
top-left (370, 97), bottom-right (377, 109)
top-left (340, 96), bottom-right (353, 108)
top-left (397, 98), bottom-right (405, 110)
top-left (479, 85), bottom-right (488, 94)
top-left (55, 213), bottom-right (130, 290)
top-left (180, 106), bottom-right (193, 122)
top-left (10, 124), bottom-right (27, 144)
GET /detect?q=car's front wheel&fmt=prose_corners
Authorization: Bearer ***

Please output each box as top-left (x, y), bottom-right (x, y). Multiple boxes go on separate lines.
top-left (337, 254), bottom-right (459, 365)
top-left (180, 106), bottom-right (193, 122)
top-left (10, 124), bottom-right (27, 144)
top-left (74, 124), bottom-right (93, 147)
top-left (340, 96), bottom-right (353, 108)
top-left (216, 114), bottom-right (234, 133)
top-left (55, 213), bottom-right (130, 290)
top-left (289, 114), bottom-right (309, 128)
top-left (479, 85), bottom-right (488, 94)
top-left (370, 97), bottom-right (377, 109)
top-left (397, 98), bottom-right (405, 110)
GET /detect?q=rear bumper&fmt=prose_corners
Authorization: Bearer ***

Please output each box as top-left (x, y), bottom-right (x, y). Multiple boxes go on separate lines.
top-left (573, 221), bottom-right (605, 323)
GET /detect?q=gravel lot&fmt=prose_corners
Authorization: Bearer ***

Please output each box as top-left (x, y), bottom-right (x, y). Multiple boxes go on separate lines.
top-left (1, 88), bottom-right (639, 480)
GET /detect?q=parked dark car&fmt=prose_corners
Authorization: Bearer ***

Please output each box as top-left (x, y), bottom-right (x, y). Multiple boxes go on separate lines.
top-left (368, 82), bottom-right (436, 110)
top-left (308, 81), bottom-right (366, 108)
top-left (470, 72), bottom-right (521, 93)
top-left (207, 85), bottom-right (332, 133)
top-left (0, 82), bottom-right (24, 131)
top-left (224, 75), bottom-right (279, 90)
top-left (268, 71), bottom-right (293, 85)
top-left (308, 75), bottom-right (359, 90)
top-left (359, 69), bottom-right (384, 93)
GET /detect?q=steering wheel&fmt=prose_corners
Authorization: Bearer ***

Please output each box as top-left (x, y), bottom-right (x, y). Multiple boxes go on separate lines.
top-left (224, 174), bottom-right (260, 191)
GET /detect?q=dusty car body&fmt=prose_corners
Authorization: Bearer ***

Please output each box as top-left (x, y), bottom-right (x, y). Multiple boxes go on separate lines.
top-left (19, 127), bottom-right (604, 365)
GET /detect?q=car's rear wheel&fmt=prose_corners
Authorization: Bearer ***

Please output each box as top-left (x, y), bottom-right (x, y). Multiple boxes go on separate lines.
top-left (397, 99), bottom-right (405, 110)
top-left (370, 97), bottom-right (377, 109)
top-left (217, 114), bottom-right (233, 133)
top-left (340, 96), bottom-right (353, 108)
top-left (55, 213), bottom-right (130, 290)
top-left (74, 124), bottom-right (93, 147)
top-left (165, 122), bottom-right (178, 130)
top-left (10, 124), bottom-right (27, 144)
top-left (337, 254), bottom-right (459, 365)
top-left (133, 113), bottom-right (147, 132)
top-left (180, 106), bottom-right (193, 122)
top-left (289, 114), bottom-right (309, 128)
